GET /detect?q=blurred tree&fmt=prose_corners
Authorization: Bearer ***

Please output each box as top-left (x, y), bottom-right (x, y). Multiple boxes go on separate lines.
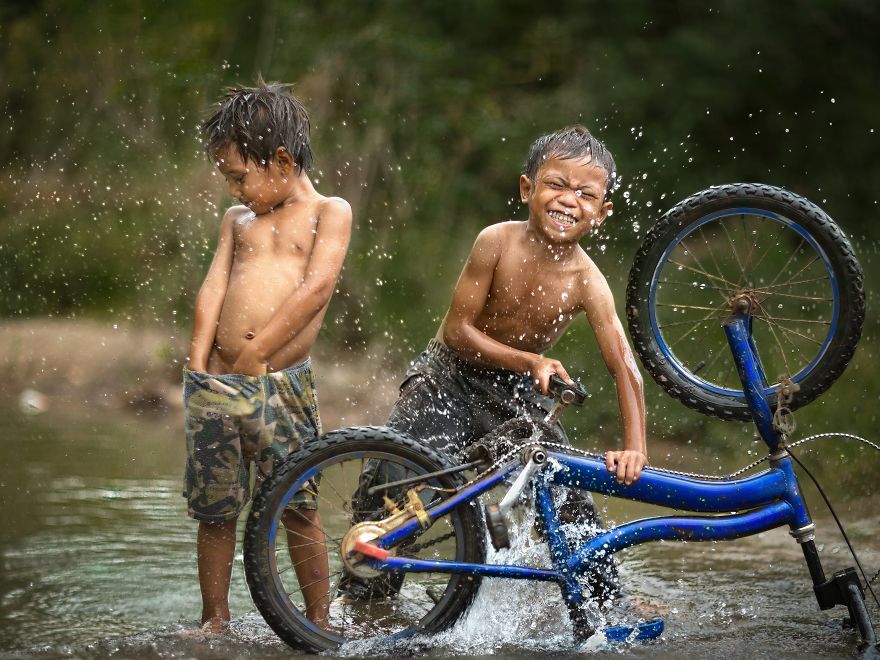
top-left (1, 0), bottom-right (878, 440)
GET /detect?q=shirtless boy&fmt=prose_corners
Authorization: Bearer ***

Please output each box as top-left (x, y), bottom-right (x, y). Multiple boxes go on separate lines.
top-left (184, 81), bottom-right (351, 633)
top-left (349, 125), bottom-right (646, 604)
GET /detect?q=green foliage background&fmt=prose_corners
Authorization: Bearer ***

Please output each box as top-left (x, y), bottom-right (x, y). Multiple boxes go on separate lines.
top-left (2, 0), bottom-right (879, 456)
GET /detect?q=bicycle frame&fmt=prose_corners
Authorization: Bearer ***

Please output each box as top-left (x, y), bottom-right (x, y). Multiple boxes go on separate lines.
top-left (353, 305), bottom-right (874, 644)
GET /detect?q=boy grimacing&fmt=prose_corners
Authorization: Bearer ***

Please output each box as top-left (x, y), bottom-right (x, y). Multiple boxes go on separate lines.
top-left (350, 125), bottom-right (647, 604)
top-left (183, 81), bottom-right (351, 633)
top-left (388, 125), bottom-right (645, 481)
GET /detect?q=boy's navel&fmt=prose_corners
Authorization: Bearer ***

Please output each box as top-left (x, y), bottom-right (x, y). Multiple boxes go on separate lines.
top-left (244, 331), bottom-right (256, 340)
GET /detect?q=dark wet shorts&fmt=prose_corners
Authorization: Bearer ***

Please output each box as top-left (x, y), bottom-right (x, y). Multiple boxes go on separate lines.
top-left (379, 340), bottom-right (620, 603)
top-left (387, 339), bottom-right (567, 455)
top-left (182, 360), bottom-right (321, 522)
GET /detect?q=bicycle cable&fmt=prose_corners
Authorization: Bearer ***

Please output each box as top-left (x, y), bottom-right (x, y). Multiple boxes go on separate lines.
top-left (786, 445), bottom-right (880, 610)
top-left (461, 430), bottom-right (880, 485)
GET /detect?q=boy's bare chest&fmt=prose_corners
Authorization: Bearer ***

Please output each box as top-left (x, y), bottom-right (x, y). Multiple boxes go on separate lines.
top-left (486, 257), bottom-right (583, 322)
top-left (232, 213), bottom-right (316, 260)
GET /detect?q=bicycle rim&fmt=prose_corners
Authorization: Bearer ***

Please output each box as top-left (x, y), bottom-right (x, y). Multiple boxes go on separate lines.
top-left (246, 442), bottom-right (479, 649)
top-left (648, 207), bottom-right (838, 400)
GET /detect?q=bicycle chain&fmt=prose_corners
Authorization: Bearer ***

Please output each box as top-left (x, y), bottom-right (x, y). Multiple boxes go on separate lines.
top-left (404, 529), bottom-right (457, 554)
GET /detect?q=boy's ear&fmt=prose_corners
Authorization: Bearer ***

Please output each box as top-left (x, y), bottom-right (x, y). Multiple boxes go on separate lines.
top-left (519, 174), bottom-right (533, 203)
top-left (592, 200), bottom-right (613, 229)
top-left (273, 147), bottom-right (294, 174)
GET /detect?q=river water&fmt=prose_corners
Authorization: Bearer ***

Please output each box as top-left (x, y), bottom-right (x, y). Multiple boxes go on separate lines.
top-left (1, 403), bottom-right (877, 659)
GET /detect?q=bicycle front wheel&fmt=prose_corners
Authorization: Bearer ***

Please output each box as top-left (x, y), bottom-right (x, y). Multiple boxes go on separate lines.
top-left (626, 183), bottom-right (864, 421)
top-left (243, 426), bottom-right (486, 652)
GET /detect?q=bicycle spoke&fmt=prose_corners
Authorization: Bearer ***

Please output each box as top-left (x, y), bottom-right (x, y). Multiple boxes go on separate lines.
top-left (752, 290), bottom-right (832, 302)
top-left (755, 315), bottom-right (824, 346)
top-left (754, 300), bottom-right (793, 375)
top-left (720, 219), bottom-right (749, 285)
top-left (767, 258), bottom-right (824, 301)
top-left (680, 234), bottom-right (732, 296)
top-left (320, 470), bottom-right (356, 506)
top-left (279, 525), bottom-right (342, 548)
top-left (658, 279), bottom-right (731, 294)
top-left (275, 537), bottom-right (337, 553)
top-left (750, 315), bottom-right (831, 326)
top-left (666, 300), bottom-right (731, 348)
top-left (767, 237), bottom-right (808, 288)
top-left (293, 569), bottom-right (345, 591)
top-left (280, 517), bottom-right (342, 548)
top-left (753, 274), bottom-right (830, 290)
top-left (656, 302), bottom-right (729, 313)
top-left (698, 224), bottom-right (733, 291)
top-left (745, 222), bottom-right (787, 275)
top-left (657, 316), bottom-right (726, 329)
top-left (273, 544), bottom-right (337, 575)
top-left (757, 316), bottom-right (815, 365)
top-left (775, 327), bottom-right (822, 363)
top-left (739, 214), bottom-right (761, 283)
top-left (667, 258), bottom-right (742, 289)
top-left (284, 546), bottom-right (335, 570)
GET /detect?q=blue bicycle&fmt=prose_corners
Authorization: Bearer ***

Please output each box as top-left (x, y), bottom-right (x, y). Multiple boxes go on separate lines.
top-left (244, 184), bottom-right (877, 654)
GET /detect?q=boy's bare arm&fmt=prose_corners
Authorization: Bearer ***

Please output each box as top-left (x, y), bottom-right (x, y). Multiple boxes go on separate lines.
top-left (232, 198), bottom-right (352, 375)
top-left (442, 226), bottom-right (572, 393)
top-left (188, 212), bottom-right (236, 372)
top-left (582, 269), bottom-right (647, 485)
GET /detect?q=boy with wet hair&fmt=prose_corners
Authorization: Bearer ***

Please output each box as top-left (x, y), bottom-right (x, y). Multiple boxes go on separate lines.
top-left (184, 80), bottom-right (352, 633)
top-left (347, 125), bottom-right (645, 604)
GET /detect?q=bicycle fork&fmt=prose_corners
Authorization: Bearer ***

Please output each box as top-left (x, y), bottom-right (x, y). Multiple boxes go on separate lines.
top-left (726, 304), bottom-right (877, 650)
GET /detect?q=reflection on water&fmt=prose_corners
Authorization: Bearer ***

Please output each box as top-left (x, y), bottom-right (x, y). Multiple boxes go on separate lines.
top-left (0, 405), bottom-right (877, 658)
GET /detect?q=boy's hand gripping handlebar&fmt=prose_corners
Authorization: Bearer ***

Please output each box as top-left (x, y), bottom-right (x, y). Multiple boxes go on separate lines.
top-left (544, 374), bottom-right (588, 425)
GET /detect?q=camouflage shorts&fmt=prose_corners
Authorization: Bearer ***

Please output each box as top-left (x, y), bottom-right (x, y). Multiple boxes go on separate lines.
top-left (182, 360), bottom-right (322, 522)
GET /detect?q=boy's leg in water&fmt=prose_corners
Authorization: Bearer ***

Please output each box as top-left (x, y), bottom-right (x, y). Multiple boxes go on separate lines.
top-left (183, 369), bottom-right (257, 634)
top-left (282, 507), bottom-right (330, 625)
top-left (197, 518), bottom-right (238, 632)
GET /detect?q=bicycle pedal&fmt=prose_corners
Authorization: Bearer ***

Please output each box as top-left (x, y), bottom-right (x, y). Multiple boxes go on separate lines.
top-left (604, 617), bottom-right (664, 642)
top-left (484, 503), bottom-right (510, 550)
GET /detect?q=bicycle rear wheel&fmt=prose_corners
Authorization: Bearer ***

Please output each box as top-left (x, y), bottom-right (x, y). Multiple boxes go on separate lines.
top-left (626, 183), bottom-right (864, 421)
top-left (243, 426), bottom-right (485, 652)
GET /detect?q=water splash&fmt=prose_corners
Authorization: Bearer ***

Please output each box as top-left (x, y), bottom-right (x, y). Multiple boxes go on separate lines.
top-left (434, 505), bottom-right (576, 653)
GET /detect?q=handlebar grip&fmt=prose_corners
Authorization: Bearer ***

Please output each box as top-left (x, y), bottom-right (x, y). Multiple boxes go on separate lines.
top-left (548, 374), bottom-right (588, 406)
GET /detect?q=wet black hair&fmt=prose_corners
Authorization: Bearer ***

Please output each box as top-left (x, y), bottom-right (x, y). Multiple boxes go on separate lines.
top-left (202, 78), bottom-right (313, 172)
top-left (523, 125), bottom-right (617, 199)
